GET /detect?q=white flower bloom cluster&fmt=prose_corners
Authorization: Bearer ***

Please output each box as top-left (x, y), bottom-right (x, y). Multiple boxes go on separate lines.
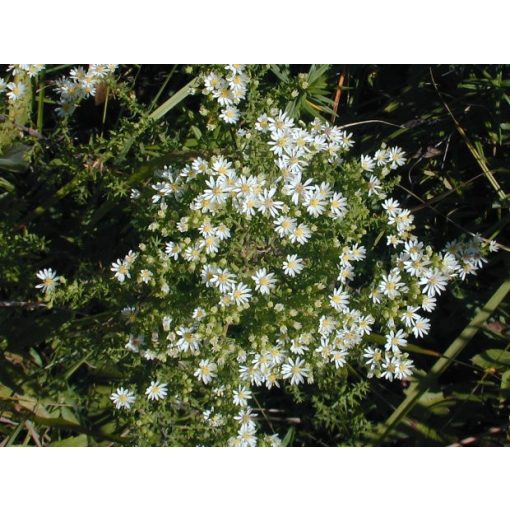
top-left (109, 65), bottom-right (493, 446)
top-left (0, 65), bottom-right (45, 103)
top-left (54, 64), bottom-right (118, 117)
top-left (202, 65), bottom-right (249, 125)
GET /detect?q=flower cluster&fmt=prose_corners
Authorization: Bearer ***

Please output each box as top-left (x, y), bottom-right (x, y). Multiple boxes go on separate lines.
top-left (202, 64), bottom-right (249, 125)
top-left (54, 64), bottom-right (118, 117)
top-left (102, 65), bottom-right (494, 446)
top-left (0, 65), bottom-right (45, 103)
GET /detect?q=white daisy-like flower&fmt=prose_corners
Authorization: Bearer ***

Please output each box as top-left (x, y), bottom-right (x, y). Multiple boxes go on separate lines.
top-left (6, 81), bottom-right (26, 102)
top-left (111, 259), bottom-right (130, 283)
top-left (282, 254), bottom-right (304, 277)
top-left (394, 356), bottom-right (414, 380)
top-left (211, 268), bottom-right (236, 293)
top-left (176, 327), bottom-right (200, 352)
top-left (288, 223), bottom-right (311, 245)
top-left (412, 316), bottom-right (431, 339)
top-left (304, 190), bottom-right (327, 217)
top-left (229, 282), bottom-right (253, 306)
top-left (138, 269), bottom-right (152, 284)
top-left (220, 106), bottom-right (240, 124)
top-left (385, 329), bottom-right (408, 353)
top-left (374, 148), bottom-right (389, 166)
top-left (419, 269), bottom-right (448, 297)
top-left (274, 216), bottom-right (297, 238)
top-left (330, 287), bottom-right (350, 311)
top-left (282, 173), bottom-right (315, 205)
top-left (360, 154), bottom-right (375, 172)
top-left (233, 386), bottom-right (252, 407)
top-left (165, 241), bottom-right (181, 260)
top-left (145, 381), bottom-right (168, 401)
top-left (192, 307), bottom-right (207, 321)
top-left (194, 359), bottom-right (217, 384)
top-left (252, 268), bottom-right (277, 295)
top-left (382, 198), bottom-right (401, 216)
top-left (237, 423), bottom-right (257, 447)
top-left (378, 271), bottom-right (405, 300)
top-left (330, 192), bottom-right (348, 218)
top-left (401, 306), bottom-right (420, 328)
top-left (110, 388), bottom-right (136, 409)
top-left (257, 188), bottom-right (284, 217)
top-left (281, 357), bottom-right (309, 385)
top-left (200, 235), bottom-right (220, 255)
top-left (387, 147), bottom-right (406, 169)
top-left (35, 268), bottom-right (60, 293)
top-left (421, 294), bottom-right (437, 312)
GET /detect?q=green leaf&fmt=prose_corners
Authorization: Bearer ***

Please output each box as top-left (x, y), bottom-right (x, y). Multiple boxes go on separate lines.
top-left (149, 77), bottom-right (199, 121)
top-left (0, 144), bottom-right (30, 172)
top-left (281, 426), bottom-right (295, 447)
top-left (472, 349), bottom-right (510, 371)
top-left (51, 434), bottom-right (88, 447)
top-left (500, 371), bottom-right (510, 400)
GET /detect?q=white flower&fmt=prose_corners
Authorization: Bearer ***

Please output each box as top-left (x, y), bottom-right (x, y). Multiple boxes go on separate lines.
top-left (6, 82), bottom-right (26, 101)
top-left (330, 287), bottom-right (350, 311)
top-left (412, 316), bottom-right (431, 339)
top-left (421, 294), bottom-right (437, 312)
top-left (233, 386), bottom-right (252, 407)
top-left (282, 173), bottom-right (314, 205)
top-left (360, 154), bottom-right (375, 172)
top-left (288, 223), bottom-right (311, 245)
top-left (145, 381), bottom-right (168, 401)
top-left (111, 259), bottom-right (130, 283)
top-left (138, 269), bottom-right (152, 284)
top-left (215, 224), bottom-right (231, 240)
top-left (268, 129), bottom-right (292, 156)
top-left (331, 349), bottom-right (348, 368)
top-left (257, 188), bottom-right (283, 217)
top-left (374, 148), bottom-right (389, 166)
top-left (363, 346), bottom-right (383, 369)
top-left (367, 175), bottom-right (382, 196)
top-left (419, 269), bottom-right (448, 297)
top-left (304, 190), bottom-right (327, 217)
top-left (401, 306), bottom-right (420, 328)
top-left (211, 269), bottom-right (236, 293)
top-left (176, 327), bottom-right (200, 353)
top-left (35, 268), bottom-right (60, 293)
top-left (200, 235), bottom-right (220, 255)
top-left (110, 388), bottom-right (136, 409)
top-left (394, 356), bottom-right (414, 380)
top-left (378, 271), bottom-right (405, 300)
top-left (282, 357), bottom-right (309, 385)
top-left (382, 198), bottom-right (401, 216)
top-left (330, 192), bottom-right (347, 218)
top-left (229, 282), bottom-right (253, 306)
top-left (274, 216), bottom-right (297, 237)
top-left (192, 307), bottom-right (207, 321)
top-left (234, 407), bottom-right (258, 427)
top-left (387, 147), bottom-right (406, 169)
top-left (385, 329), bottom-right (408, 353)
top-left (282, 254), bottom-right (304, 277)
top-left (194, 359), bottom-right (217, 384)
top-left (220, 106), bottom-right (240, 124)
top-left (237, 423), bottom-right (257, 447)
top-left (252, 268), bottom-right (277, 295)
